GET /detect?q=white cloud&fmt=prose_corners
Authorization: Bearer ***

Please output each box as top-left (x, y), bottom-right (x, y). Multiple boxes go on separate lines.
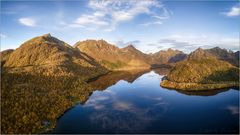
top-left (147, 34), bottom-right (239, 53)
top-left (19, 17), bottom-right (36, 27)
top-left (71, 0), bottom-right (170, 31)
top-left (115, 39), bottom-right (141, 47)
top-left (223, 4), bottom-right (240, 17)
top-left (74, 14), bottom-right (109, 26)
top-left (140, 21), bottom-right (162, 26)
top-left (0, 33), bottom-right (7, 38)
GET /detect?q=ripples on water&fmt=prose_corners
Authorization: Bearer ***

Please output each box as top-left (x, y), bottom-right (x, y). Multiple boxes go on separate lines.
top-left (53, 69), bottom-right (239, 134)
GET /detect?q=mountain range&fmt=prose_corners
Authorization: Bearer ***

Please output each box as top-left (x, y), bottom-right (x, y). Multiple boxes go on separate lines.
top-left (2, 33), bottom-right (238, 76)
top-left (1, 33), bottom-right (239, 134)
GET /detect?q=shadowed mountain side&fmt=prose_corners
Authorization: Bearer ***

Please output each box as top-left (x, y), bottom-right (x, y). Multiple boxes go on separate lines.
top-left (0, 49), bottom-right (14, 66)
top-left (151, 48), bottom-right (187, 65)
top-left (88, 70), bottom-right (150, 91)
top-left (153, 68), bottom-right (171, 76)
top-left (200, 68), bottom-right (239, 83)
top-left (168, 53), bottom-right (187, 63)
top-left (206, 47), bottom-right (239, 67)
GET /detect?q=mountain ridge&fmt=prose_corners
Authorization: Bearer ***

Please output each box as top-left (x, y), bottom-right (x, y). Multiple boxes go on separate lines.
top-left (1, 34), bottom-right (239, 73)
top-left (74, 39), bottom-right (151, 70)
top-left (2, 34), bottom-right (108, 78)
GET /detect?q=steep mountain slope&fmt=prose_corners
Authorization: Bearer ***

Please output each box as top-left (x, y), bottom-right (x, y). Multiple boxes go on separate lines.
top-left (151, 48), bottom-right (187, 64)
top-left (161, 48), bottom-right (239, 90)
top-left (235, 51), bottom-right (239, 65)
top-left (3, 34), bottom-right (107, 77)
top-left (74, 40), bottom-right (150, 70)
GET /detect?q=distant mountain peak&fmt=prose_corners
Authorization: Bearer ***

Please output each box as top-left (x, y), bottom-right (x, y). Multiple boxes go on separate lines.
top-left (167, 48), bottom-right (174, 52)
top-left (127, 44), bottom-right (135, 48)
top-left (212, 46), bottom-right (221, 49)
top-left (195, 47), bottom-right (204, 51)
top-left (42, 33), bottom-right (51, 38)
top-left (124, 44), bottom-right (136, 50)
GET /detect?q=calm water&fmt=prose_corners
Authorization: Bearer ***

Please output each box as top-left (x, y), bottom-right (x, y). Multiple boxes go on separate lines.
top-left (53, 70), bottom-right (239, 134)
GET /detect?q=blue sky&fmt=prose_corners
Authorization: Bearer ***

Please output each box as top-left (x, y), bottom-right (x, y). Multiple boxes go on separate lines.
top-left (1, 0), bottom-right (239, 53)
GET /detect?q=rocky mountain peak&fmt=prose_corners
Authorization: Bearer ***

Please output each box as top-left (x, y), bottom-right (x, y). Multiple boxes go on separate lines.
top-left (42, 33), bottom-right (51, 38)
top-left (124, 44), bottom-right (137, 50)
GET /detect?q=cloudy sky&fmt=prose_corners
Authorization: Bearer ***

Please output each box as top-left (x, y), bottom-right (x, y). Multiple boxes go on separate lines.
top-left (1, 0), bottom-right (239, 53)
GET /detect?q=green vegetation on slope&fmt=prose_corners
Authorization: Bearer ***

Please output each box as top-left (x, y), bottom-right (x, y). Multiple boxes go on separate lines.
top-left (167, 59), bottom-right (238, 83)
top-left (161, 58), bottom-right (239, 90)
top-left (100, 60), bottom-right (128, 70)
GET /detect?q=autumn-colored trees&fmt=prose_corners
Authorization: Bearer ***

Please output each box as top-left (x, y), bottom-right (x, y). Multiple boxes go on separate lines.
top-left (1, 72), bottom-right (95, 133)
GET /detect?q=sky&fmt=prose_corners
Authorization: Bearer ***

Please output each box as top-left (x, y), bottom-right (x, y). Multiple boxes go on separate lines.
top-left (1, 0), bottom-right (239, 53)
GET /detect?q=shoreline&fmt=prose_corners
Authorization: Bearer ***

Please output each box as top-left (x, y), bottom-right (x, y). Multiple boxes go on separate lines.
top-left (41, 69), bottom-right (238, 133)
top-left (42, 68), bottom-right (152, 133)
top-left (160, 79), bottom-right (239, 91)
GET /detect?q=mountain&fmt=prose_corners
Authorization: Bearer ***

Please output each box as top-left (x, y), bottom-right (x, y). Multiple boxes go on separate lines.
top-left (0, 49), bottom-right (14, 66)
top-left (160, 48), bottom-right (239, 90)
top-left (205, 47), bottom-right (239, 67)
top-left (235, 51), bottom-right (239, 65)
top-left (187, 48), bottom-right (214, 60)
top-left (1, 34), bottom-right (109, 134)
top-left (2, 34), bottom-right (239, 134)
top-left (151, 48), bottom-right (187, 64)
top-left (74, 40), bottom-right (150, 70)
top-left (187, 47), bottom-right (239, 67)
top-left (121, 44), bottom-right (154, 64)
top-left (2, 34), bottom-right (107, 78)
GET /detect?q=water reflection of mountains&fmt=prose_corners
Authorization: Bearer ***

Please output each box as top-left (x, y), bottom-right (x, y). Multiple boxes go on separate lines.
top-left (88, 69), bottom-right (150, 91)
top-left (85, 68), bottom-right (237, 101)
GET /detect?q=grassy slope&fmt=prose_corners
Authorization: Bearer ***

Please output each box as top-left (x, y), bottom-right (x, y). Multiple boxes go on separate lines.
top-left (160, 58), bottom-right (239, 90)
